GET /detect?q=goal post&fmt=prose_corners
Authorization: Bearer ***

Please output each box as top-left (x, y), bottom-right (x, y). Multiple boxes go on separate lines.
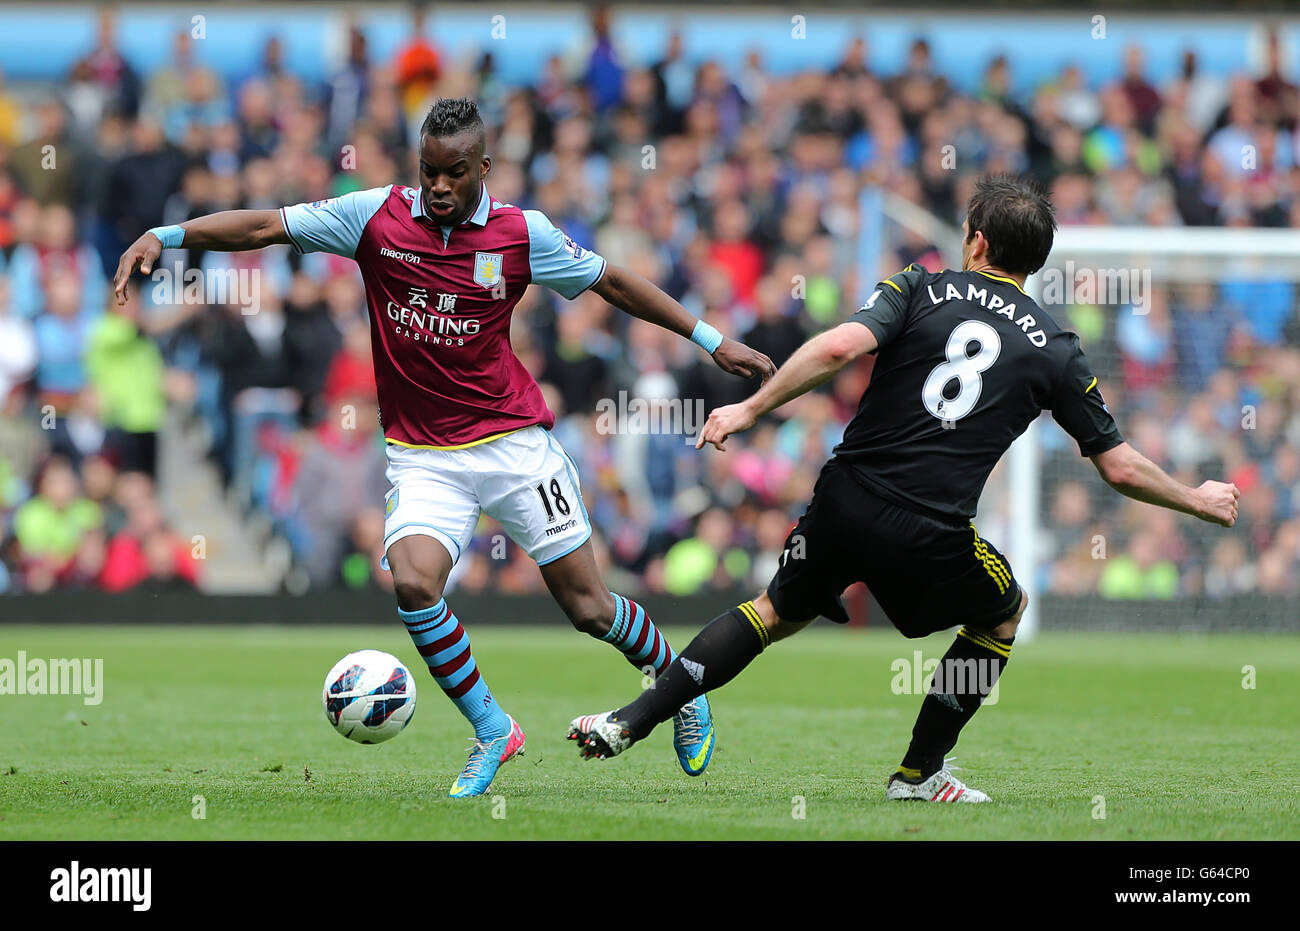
top-left (864, 188), bottom-right (1298, 638)
top-left (1017, 225), bottom-right (1300, 638)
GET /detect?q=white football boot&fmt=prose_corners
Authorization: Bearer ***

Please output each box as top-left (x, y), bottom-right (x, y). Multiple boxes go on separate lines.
top-left (886, 760), bottom-right (991, 803)
top-left (567, 711), bottom-right (636, 760)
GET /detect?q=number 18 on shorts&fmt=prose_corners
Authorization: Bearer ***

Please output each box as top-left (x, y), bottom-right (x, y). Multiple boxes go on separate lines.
top-left (382, 425), bottom-right (593, 568)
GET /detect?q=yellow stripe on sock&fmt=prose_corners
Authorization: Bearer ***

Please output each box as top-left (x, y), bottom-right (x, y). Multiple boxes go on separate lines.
top-left (958, 634), bottom-right (1011, 660)
top-left (737, 601), bottom-right (770, 649)
top-left (740, 601), bottom-right (770, 649)
top-left (958, 626), bottom-right (1004, 650)
top-left (958, 626), bottom-right (1012, 659)
top-left (895, 765), bottom-right (922, 780)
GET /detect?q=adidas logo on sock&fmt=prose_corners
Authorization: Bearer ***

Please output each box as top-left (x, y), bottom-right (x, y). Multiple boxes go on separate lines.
top-left (681, 658), bottom-right (706, 685)
top-left (934, 691), bottom-right (962, 712)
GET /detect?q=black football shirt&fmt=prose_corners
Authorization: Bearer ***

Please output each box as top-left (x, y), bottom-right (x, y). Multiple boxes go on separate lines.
top-left (834, 264), bottom-right (1123, 522)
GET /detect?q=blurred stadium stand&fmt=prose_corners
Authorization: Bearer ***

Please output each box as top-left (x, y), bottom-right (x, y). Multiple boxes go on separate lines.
top-left (0, 4), bottom-right (1297, 631)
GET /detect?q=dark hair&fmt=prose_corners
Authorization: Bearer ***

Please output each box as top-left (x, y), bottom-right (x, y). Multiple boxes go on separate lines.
top-left (420, 97), bottom-right (485, 144)
top-left (965, 174), bottom-right (1057, 276)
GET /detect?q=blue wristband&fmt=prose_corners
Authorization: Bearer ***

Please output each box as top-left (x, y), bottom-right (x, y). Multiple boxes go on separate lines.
top-left (148, 225), bottom-right (186, 249)
top-left (690, 320), bottom-right (724, 354)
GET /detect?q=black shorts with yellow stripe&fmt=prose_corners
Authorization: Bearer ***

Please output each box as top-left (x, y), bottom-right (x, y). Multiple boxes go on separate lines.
top-left (765, 458), bottom-right (1022, 638)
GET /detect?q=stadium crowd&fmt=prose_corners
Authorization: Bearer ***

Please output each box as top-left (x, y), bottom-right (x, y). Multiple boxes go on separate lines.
top-left (0, 7), bottom-right (1297, 601)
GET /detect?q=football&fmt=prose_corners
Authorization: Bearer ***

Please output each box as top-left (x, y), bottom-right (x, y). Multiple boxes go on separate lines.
top-left (322, 650), bottom-right (417, 744)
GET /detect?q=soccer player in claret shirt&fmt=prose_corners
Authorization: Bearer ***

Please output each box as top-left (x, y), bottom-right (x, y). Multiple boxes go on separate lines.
top-left (115, 98), bottom-right (775, 797)
top-left (568, 175), bottom-right (1241, 802)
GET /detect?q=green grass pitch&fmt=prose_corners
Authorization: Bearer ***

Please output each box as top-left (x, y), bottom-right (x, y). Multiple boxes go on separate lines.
top-left (1, 623), bottom-right (1297, 840)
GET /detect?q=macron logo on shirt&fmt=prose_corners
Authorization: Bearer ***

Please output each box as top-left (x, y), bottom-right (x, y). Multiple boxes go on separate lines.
top-left (380, 246), bottom-right (421, 265)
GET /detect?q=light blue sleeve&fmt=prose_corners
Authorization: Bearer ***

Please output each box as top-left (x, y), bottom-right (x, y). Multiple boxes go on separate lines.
top-left (523, 209), bottom-right (607, 300)
top-left (280, 186), bottom-right (392, 258)
top-left (7, 245), bottom-right (42, 318)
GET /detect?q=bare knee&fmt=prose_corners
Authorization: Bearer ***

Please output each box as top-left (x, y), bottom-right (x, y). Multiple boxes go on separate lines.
top-left (393, 575), bottom-right (445, 613)
top-left (561, 589), bottom-right (616, 637)
top-left (752, 592), bottom-right (810, 644)
top-left (985, 588), bottom-right (1028, 640)
top-left (386, 536), bottom-right (453, 613)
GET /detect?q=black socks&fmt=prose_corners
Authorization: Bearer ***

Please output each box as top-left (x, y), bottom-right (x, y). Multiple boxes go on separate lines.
top-left (613, 602), bottom-right (769, 740)
top-left (898, 626), bottom-right (1013, 781)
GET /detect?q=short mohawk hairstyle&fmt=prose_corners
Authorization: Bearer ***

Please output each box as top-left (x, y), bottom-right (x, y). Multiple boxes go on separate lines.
top-left (420, 97), bottom-right (485, 141)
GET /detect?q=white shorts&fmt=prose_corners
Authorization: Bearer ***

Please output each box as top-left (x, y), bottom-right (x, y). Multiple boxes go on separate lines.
top-left (381, 425), bottom-right (592, 569)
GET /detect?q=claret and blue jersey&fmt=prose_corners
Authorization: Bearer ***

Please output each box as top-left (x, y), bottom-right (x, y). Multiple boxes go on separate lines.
top-left (279, 183), bottom-right (607, 449)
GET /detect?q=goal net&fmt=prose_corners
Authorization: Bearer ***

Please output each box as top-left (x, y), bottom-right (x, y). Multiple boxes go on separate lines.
top-left (1012, 226), bottom-right (1300, 635)
top-left (868, 191), bottom-right (1299, 636)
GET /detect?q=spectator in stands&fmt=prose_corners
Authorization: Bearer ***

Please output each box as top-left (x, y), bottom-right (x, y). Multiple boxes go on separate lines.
top-left (741, 274), bottom-right (807, 368)
top-left (101, 118), bottom-right (186, 261)
top-left (85, 287), bottom-right (166, 476)
top-left (288, 393), bottom-right (386, 586)
top-left (1254, 27), bottom-right (1297, 130)
top-left (2, 11), bottom-right (1298, 605)
top-left (0, 69), bottom-right (23, 147)
top-left (1120, 45), bottom-right (1163, 135)
top-left (9, 99), bottom-right (81, 206)
top-left (281, 272), bottom-right (342, 426)
top-left (338, 507), bottom-right (391, 591)
top-left (8, 204), bottom-right (107, 320)
top-left (1203, 537), bottom-right (1255, 597)
top-left (13, 457), bottom-right (102, 591)
top-left (0, 279), bottom-right (36, 403)
top-left (1099, 529), bottom-right (1180, 599)
top-left (68, 7), bottom-right (142, 129)
top-left (327, 24), bottom-right (370, 149)
top-left (392, 4), bottom-right (443, 127)
top-left (143, 28), bottom-right (226, 139)
top-left (574, 4), bottom-right (625, 114)
top-left (32, 275), bottom-right (95, 415)
top-left (542, 297), bottom-right (613, 417)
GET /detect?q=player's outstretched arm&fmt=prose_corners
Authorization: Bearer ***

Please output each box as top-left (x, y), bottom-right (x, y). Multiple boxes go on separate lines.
top-left (696, 322), bottom-right (877, 451)
top-left (113, 209), bottom-right (290, 304)
top-left (1091, 442), bottom-right (1239, 527)
top-left (590, 264), bottom-right (775, 381)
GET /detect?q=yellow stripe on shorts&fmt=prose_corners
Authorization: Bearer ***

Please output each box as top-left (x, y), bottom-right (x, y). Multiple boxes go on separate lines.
top-left (970, 524), bottom-right (1011, 594)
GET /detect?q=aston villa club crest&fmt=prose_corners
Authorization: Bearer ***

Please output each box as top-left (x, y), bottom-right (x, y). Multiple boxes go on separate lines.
top-left (385, 489), bottom-right (399, 517)
top-left (473, 251), bottom-right (504, 289)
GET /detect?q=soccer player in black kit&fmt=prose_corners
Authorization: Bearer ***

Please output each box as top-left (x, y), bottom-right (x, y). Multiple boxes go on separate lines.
top-left (567, 175), bottom-right (1241, 802)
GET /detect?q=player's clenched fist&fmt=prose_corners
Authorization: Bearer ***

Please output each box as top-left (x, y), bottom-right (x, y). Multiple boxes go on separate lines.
top-left (695, 401), bottom-right (758, 451)
top-left (113, 231), bottom-right (165, 305)
top-left (711, 338), bottom-right (776, 383)
top-left (1196, 481), bottom-right (1241, 527)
